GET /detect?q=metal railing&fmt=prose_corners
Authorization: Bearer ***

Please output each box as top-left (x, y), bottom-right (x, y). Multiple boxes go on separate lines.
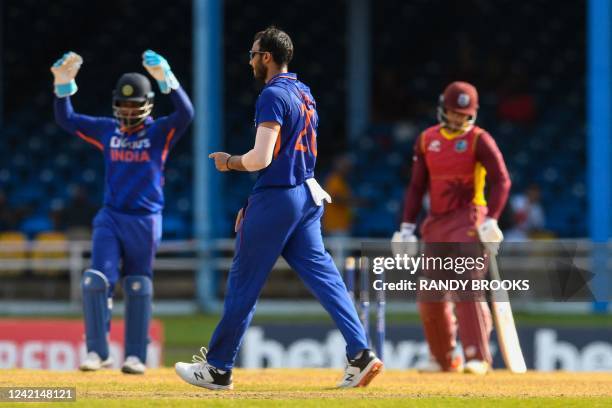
top-left (0, 238), bottom-right (610, 314)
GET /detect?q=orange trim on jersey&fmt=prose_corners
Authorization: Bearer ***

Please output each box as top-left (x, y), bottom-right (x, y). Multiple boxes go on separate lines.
top-left (75, 131), bottom-right (104, 151)
top-left (273, 129), bottom-right (282, 159)
top-left (161, 128), bottom-right (176, 163)
top-left (120, 123), bottom-right (146, 134)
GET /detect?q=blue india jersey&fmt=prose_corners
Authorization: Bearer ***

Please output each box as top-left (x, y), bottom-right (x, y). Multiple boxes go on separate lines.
top-left (54, 87), bottom-right (194, 214)
top-left (252, 73), bottom-right (318, 191)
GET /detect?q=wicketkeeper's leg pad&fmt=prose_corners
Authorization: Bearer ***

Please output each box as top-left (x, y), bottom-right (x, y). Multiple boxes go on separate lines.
top-left (123, 275), bottom-right (153, 363)
top-left (82, 269), bottom-right (111, 360)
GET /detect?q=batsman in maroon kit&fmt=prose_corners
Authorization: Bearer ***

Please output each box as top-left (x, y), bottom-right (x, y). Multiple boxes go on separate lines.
top-left (393, 81), bottom-right (511, 374)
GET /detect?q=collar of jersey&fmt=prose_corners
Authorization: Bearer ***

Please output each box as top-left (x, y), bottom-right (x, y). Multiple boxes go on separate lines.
top-left (266, 72), bottom-right (297, 87)
top-left (439, 126), bottom-right (471, 140)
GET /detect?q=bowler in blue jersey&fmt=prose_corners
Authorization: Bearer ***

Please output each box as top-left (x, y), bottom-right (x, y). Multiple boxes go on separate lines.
top-left (52, 50), bottom-right (193, 374)
top-left (175, 27), bottom-right (382, 390)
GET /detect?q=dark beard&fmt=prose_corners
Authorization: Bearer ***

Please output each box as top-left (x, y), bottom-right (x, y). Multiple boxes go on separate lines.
top-left (254, 60), bottom-right (267, 82)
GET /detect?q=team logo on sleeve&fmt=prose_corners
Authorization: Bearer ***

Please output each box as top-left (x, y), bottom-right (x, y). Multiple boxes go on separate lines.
top-left (454, 139), bottom-right (468, 152)
top-left (428, 140), bottom-right (441, 152)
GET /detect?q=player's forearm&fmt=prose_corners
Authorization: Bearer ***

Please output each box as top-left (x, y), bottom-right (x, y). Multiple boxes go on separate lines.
top-left (54, 96), bottom-right (76, 132)
top-left (227, 149), bottom-right (271, 172)
top-left (168, 86), bottom-right (195, 125)
top-left (486, 179), bottom-right (511, 219)
top-left (476, 133), bottom-right (512, 219)
top-left (230, 125), bottom-right (278, 172)
top-left (402, 157), bottom-right (428, 223)
top-left (402, 183), bottom-right (426, 223)
top-left (227, 155), bottom-right (249, 171)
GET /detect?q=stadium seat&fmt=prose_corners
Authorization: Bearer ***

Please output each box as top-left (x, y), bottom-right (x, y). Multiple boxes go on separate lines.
top-left (0, 231), bottom-right (28, 276)
top-left (31, 231), bottom-right (69, 276)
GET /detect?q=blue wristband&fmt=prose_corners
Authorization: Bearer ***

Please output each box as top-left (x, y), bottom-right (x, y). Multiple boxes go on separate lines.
top-left (157, 80), bottom-right (170, 94)
top-left (55, 81), bottom-right (78, 97)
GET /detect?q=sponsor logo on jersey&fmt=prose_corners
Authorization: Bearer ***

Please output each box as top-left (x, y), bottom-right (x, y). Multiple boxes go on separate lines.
top-left (110, 136), bottom-right (152, 162)
top-left (110, 136), bottom-right (151, 150)
top-left (110, 150), bottom-right (151, 162)
top-left (428, 140), bottom-right (441, 152)
top-left (455, 139), bottom-right (468, 153)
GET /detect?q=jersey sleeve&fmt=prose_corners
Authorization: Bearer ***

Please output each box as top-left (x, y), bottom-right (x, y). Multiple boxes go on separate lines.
top-left (255, 87), bottom-right (287, 126)
top-left (152, 86), bottom-right (195, 151)
top-left (402, 133), bottom-right (429, 223)
top-left (475, 131), bottom-right (511, 219)
top-left (54, 96), bottom-right (114, 151)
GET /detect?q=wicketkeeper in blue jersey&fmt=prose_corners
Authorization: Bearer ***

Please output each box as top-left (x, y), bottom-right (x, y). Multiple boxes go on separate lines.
top-left (174, 27), bottom-right (382, 390)
top-left (52, 50), bottom-right (194, 374)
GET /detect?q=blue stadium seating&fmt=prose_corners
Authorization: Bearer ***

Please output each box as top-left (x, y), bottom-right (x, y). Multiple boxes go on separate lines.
top-left (0, 0), bottom-right (586, 239)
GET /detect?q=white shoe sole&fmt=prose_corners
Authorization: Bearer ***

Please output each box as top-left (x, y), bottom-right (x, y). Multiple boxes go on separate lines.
top-left (464, 364), bottom-right (489, 375)
top-left (174, 364), bottom-right (233, 390)
top-left (121, 365), bottom-right (145, 375)
top-left (338, 358), bottom-right (383, 388)
top-left (79, 358), bottom-right (113, 372)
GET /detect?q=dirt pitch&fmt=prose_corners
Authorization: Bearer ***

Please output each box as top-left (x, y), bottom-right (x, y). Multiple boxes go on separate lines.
top-left (1, 368), bottom-right (612, 407)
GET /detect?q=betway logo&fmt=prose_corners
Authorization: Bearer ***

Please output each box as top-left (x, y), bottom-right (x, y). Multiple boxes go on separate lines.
top-left (535, 329), bottom-right (612, 371)
top-left (241, 327), bottom-right (433, 369)
top-left (241, 327), bottom-right (612, 371)
top-left (110, 137), bottom-right (151, 150)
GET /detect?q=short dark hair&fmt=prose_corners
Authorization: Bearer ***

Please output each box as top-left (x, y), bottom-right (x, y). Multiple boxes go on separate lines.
top-left (254, 26), bottom-right (293, 67)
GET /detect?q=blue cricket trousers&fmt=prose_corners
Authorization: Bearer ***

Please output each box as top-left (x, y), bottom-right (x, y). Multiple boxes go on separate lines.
top-left (206, 183), bottom-right (369, 370)
top-left (91, 207), bottom-right (162, 295)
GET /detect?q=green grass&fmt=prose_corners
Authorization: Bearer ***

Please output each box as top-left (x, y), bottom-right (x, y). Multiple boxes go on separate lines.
top-left (34, 397), bottom-right (612, 407)
top-left (2, 369), bottom-right (611, 407)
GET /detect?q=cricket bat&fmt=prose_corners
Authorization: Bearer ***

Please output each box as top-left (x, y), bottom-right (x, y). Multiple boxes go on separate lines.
top-left (488, 252), bottom-right (527, 373)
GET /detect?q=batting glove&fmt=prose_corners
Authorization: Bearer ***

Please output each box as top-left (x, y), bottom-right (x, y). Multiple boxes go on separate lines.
top-left (142, 50), bottom-right (179, 94)
top-left (391, 222), bottom-right (418, 256)
top-left (51, 52), bottom-right (83, 97)
top-left (477, 217), bottom-right (504, 256)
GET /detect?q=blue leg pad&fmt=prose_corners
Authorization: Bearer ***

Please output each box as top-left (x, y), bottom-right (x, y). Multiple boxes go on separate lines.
top-left (82, 269), bottom-right (110, 360)
top-left (123, 275), bottom-right (153, 363)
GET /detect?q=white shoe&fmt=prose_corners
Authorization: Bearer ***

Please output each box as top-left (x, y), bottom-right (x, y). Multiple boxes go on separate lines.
top-left (175, 347), bottom-right (233, 390)
top-left (464, 359), bottom-right (489, 375)
top-left (122, 356), bottom-right (146, 374)
top-left (418, 355), bottom-right (463, 373)
top-left (79, 351), bottom-right (113, 371)
top-left (337, 350), bottom-right (383, 388)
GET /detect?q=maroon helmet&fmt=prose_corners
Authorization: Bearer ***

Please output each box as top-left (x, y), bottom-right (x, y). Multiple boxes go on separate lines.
top-left (437, 81), bottom-right (479, 129)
